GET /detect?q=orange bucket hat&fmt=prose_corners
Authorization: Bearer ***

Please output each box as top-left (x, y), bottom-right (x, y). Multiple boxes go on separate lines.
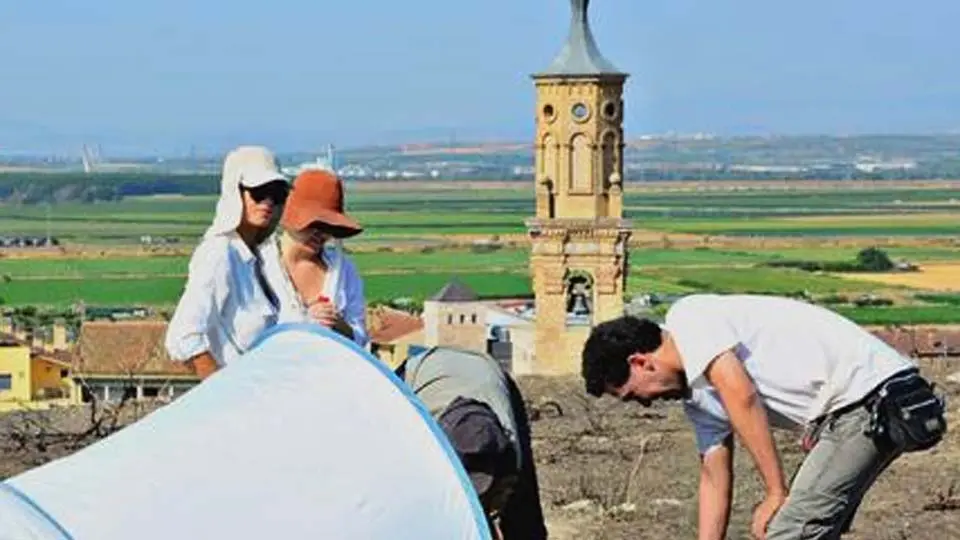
top-left (281, 169), bottom-right (363, 238)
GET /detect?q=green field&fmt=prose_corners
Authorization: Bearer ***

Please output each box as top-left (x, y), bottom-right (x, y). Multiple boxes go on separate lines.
top-left (1, 182), bottom-right (959, 325)
top-left (0, 273), bottom-right (534, 308)
top-left (2, 246), bottom-right (957, 324)
top-left (1, 183), bottom-right (958, 243)
top-left (3, 246), bottom-right (957, 282)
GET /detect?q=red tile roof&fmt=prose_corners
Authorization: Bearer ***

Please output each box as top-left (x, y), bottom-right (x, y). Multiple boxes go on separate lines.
top-left (75, 320), bottom-right (195, 377)
top-left (367, 307), bottom-right (423, 344)
top-left (871, 326), bottom-right (960, 358)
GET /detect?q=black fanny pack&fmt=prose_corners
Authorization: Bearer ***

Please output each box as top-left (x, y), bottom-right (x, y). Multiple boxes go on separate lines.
top-left (864, 369), bottom-right (948, 453)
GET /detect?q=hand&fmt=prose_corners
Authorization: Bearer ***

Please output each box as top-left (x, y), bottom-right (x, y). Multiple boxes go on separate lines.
top-left (751, 491), bottom-right (786, 539)
top-left (488, 518), bottom-right (503, 540)
top-left (307, 296), bottom-right (339, 328)
top-left (189, 352), bottom-right (219, 380)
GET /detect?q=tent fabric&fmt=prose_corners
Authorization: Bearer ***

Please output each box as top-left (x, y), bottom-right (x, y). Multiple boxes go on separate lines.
top-left (0, 484), bottom-right (71, 540)
top-left (0, 324), bottom-right (491, 540)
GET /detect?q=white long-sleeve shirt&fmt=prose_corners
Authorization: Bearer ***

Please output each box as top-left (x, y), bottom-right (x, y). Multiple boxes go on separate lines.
top-left (165, 233), bottom-right (279, 367)
top-left (260, 234), bottom-right (369, 348)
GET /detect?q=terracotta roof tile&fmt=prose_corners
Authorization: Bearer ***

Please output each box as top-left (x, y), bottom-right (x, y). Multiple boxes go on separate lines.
top-left (367, 307), bottom-right (424, 344)
top-left (31, 348), bottom-right (75, 368)
top-left (75, 320), bottom-right (194, 377)
top-left (870, 326), bottom-right (960, 357)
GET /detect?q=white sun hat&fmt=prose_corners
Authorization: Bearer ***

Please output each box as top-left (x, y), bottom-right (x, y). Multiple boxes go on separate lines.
top-left (204, 145), bottom-right (289, 238)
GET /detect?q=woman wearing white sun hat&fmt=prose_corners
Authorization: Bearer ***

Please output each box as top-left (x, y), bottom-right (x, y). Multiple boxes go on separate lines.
top-left (165, 145), bottom-right (290, 379)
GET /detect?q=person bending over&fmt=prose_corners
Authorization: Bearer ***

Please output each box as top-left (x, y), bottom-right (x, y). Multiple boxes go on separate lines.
top-left (396, 346), bottom-right (548, 540)
top-left (581, 294), bottom-right (946, 540)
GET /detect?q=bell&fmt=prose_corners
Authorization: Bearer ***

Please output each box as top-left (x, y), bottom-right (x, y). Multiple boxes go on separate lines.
top-left (570, 293), bottom-right (590, 315)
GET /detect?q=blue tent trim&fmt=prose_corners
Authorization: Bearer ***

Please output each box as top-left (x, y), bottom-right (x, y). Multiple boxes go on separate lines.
top-left (249, 323), bottom-right (493, 539)
top-left (0, 482), bottom-right (74, 539)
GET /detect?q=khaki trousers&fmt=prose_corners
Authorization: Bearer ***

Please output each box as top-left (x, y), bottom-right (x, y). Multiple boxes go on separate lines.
top-left (766, 405), bottom-right (901, 539)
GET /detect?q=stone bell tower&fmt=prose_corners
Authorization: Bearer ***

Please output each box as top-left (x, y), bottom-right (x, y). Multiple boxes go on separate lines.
top-left (527, 0), bottom-right (632, 374)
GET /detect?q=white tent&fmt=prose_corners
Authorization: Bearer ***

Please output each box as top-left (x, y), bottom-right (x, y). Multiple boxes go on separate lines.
top-left (0, 324), bottom-right (491, 540)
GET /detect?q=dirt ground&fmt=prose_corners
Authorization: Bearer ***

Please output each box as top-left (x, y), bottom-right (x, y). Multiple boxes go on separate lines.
top-left (2, 359), bottom-right (958, 539)
top-left (519, 357), bottom-right (960, 539)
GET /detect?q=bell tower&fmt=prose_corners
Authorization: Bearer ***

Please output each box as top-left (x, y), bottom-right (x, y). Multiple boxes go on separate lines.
top-left (527, 0), bottom-right (632, 374)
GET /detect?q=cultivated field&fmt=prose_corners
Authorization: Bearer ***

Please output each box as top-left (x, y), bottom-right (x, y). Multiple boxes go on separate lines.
top-left (832, 263), bottom-right (960, 292)
top-left (1, 178), bottom-right (959, 538)
top-left (0, 179), bottom-right (958, 325)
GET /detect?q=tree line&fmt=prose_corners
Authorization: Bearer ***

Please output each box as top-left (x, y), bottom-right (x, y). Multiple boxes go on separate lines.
top-left (0, 172), bottom-right (220, 204)
top-left (1, 166), bottom-right (959, 205)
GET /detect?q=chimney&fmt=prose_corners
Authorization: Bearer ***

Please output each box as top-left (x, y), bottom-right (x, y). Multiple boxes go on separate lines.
top-left (52, 319), bottom-right (68, 350)
top-left (32, 328), bottom-right (45, 350)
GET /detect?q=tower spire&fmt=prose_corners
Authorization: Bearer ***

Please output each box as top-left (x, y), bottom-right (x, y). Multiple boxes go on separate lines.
top-left (537, 0), bottom-right (625, 77)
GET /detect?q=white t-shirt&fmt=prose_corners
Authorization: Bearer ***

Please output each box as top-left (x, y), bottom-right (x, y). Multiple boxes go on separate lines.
top-left (665, 294), bottom-right (915, 455)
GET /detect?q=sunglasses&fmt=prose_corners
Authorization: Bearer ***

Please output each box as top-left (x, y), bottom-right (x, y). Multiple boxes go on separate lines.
top-left (244, 183), bottom-right (289, 204)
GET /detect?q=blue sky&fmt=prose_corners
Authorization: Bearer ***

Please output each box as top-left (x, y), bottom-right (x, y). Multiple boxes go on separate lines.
top-left (1, 0), bottom-right (958, 155)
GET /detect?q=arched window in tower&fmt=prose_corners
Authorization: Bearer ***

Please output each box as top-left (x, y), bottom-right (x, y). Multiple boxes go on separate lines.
top-left (542, 134), bottom-right (557, 187)
top-left (541, 134), bottom-right (558, 218)
top-left (600, 131), bottom-right (617, 215)
top-left (601, 131), bottom-right (617, 188)
top-left (548, 185), bottom-right (556, 218)
top-left (564, 269), bottom-right (594, 326)
top-left (570, 134), bottom-right (592, 193)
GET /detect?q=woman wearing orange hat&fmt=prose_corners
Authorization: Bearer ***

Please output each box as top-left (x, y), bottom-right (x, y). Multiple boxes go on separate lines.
top-left (260, 169), bottom-right (369, 347)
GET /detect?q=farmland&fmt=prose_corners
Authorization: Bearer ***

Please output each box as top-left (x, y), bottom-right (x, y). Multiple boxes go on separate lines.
top-left (0, 178), bottom-right (958, 325)
top-left (1, 178), bottom-right (959, 539)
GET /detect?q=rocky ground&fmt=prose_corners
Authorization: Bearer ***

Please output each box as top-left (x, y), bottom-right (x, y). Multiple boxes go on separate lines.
top-left (2, 360), bottom-right (959, 539)
top-left (520, 358), bottom-right (960, 539)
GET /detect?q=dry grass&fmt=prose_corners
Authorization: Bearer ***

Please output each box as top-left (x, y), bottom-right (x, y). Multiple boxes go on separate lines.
top-left (833, 263), bottom-right (960, 291)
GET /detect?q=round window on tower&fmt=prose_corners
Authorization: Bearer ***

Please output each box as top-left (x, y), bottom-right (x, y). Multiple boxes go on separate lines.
top-left (542, 104), bottom-right (556, 123)
top-left (571, 102), bottom-right (590, 122)
top-left (602, 100), bottom-right (619, 120)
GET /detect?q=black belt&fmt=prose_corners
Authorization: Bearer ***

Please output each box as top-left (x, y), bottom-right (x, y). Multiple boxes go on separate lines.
top-left (819, 367), bottom-right (920, 422)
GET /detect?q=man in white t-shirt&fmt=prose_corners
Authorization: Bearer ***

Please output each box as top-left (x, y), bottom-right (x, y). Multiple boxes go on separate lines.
top-left (581, 294), bottom-right (946, 540)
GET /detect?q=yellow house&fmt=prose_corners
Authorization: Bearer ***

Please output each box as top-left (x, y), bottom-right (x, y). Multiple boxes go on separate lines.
top-left (0, 334), bottom-right (77, 412)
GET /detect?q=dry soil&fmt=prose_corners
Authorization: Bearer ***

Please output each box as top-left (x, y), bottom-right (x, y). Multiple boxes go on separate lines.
top-left (2, 360), bottom-right (959, 539)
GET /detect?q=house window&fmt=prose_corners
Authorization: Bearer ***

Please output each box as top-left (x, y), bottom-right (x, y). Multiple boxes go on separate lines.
top-left (0, 374), bottom-right (11, 390)
top-left (459, 314), bottom-right (465, 324)
top-left (447, 315), bottom-right (453, 324)
top-left (471, 314), bottom-right (477, 324)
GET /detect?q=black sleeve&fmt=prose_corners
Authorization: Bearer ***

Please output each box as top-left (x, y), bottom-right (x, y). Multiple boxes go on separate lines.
top-left (497, 376), bottom-right (549, 540)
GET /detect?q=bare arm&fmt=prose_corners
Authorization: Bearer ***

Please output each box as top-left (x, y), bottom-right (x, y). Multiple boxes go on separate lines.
top-left (699, 435), bottom-right (734, 540)
top-left (188, 352), bottom-right (220, 380)
top-left (705, 350), bottom-right (787, 499)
